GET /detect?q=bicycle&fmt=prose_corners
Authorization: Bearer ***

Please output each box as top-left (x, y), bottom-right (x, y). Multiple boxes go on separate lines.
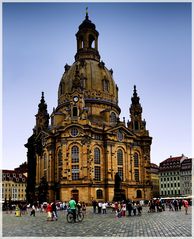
top-left (66, 208), bottom-right (84, 223)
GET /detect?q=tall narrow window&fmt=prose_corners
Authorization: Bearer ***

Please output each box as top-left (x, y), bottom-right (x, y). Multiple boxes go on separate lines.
top-left (94, 148), bottom-right (100, 164)
top-left (117, 149), bottom-right (123, 180)
top-left (72, 165), bottom-right (79, 180)
top-left (79, 36), bottom-right (84, 49)
top-left (117, 149), bottom-right (123, 165)
top-left (94, 166), bottom-right (101, 181)
top-left (134, 153), bottom-right (139, 167)
top-left (71, 146), bottom-right (79, 180)
top-left (72, 146), bottom-right (79, 163)
top-left (136, 190), bottom-right (142, 198)
top-left (89, 34), bottom-right (95, 48)
top-left (134, 169), bottom-right (139, 182)
top-left (73, 107), bottom-right (78, 117)
top-left (110, 112), bottom-right (116, 123)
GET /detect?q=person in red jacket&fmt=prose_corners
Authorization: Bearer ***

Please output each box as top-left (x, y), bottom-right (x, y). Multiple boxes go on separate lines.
top-left (183, 200), bottom-right (189, 215)
top-left (47, 203), bottom-right (53, 221)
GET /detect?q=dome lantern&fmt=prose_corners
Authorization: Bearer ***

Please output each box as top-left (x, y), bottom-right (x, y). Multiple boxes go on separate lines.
top-left (75, 10), bottom-right (100, 61)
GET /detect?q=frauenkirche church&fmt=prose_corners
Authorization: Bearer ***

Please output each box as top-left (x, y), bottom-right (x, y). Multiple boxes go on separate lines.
top-left (25, 11), bottom-right (152, 204)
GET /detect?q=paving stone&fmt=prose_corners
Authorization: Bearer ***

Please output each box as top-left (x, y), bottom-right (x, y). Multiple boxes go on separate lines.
top-left (2, 206), bottom-right (192, 237)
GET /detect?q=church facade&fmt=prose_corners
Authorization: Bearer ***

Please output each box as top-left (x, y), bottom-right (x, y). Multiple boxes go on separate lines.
top-left (26, 13), bottom-right (152, 204)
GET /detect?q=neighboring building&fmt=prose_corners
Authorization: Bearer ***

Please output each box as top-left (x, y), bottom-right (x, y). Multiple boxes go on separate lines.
top-left (150, 163), bottom-right (160, 198)
top-left (180, 158), bottom-right (192, 196)
top-left (14, 162), bottom-right (28, 177)
top-left (159, 155), bottom-right (187, 197)
top-left (25, 12), bottom-right (153, 203)
top-left (1, 170), bottom-right (27, 202)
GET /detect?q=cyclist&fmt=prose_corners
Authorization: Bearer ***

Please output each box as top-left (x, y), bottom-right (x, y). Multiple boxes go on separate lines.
top-left (68, 198), bottom-right (76, 222)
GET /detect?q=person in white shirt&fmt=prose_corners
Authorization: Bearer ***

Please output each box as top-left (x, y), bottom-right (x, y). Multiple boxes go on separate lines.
top-left (98, 201), bottom-right (102, 214)
top-left (102, 202), bottom-right (107, 214)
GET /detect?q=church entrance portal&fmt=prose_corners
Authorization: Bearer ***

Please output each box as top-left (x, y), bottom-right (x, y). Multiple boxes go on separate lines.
top-left (71, 189), bottom-right (79, 202)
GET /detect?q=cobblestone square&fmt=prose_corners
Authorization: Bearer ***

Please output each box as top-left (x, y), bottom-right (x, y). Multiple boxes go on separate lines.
top-left (2, 206), bottom-right (192, 237)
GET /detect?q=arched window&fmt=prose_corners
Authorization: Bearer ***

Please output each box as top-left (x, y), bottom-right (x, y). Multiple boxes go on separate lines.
top-left (117, 149), bottom-right (123, 165)
top-left (78, 36), bottom-right (84, 49)
top-left (110, 112), bottom-right (116, 123)
top-left (94, 148), bottom-right (100, 164)
top-left (72, 146), bottom-right (79, 163)
top-left (136, 190), bottom-right (142, 198)
top-left (96, 189), bottom-right (103, 199)
top-left (71, 146), bottom-right (79, 180)
top-left (134, 153), bottom-right (139, 167)
top-left (117, 149), bottom-right (123, 180)
top-left (89, 34), bottom-right (95, 48)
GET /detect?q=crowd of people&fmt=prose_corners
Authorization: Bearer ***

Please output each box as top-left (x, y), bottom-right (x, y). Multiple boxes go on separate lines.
top-left (4, 197), bottom-right (191, 221)
top-left (148, 198), bottom-right (190, 215)
top-left (91, 200), bottom-right (143, 217)
top-left (10, 199), bottom-right (88, 221)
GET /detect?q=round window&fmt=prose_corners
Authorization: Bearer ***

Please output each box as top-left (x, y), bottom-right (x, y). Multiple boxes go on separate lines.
top-left (71, 127), bottom-right (79, 137)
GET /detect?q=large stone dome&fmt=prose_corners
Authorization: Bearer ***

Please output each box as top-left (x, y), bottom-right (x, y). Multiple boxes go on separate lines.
top-left (58, 60), bottom-right (118, 106)
top-left (57, 13), bottom-right (120, 115)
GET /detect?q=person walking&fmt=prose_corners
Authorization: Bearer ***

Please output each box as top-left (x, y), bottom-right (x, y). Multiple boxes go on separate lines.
top-left (178, 200), bottom-right (182, 211)
top-left (30, 205), bottom-right (36, 216)
top-left (77, 201), bottom-right (82, 212)
top-left (121, 202), bottom-right (126, 217)
top-left (114, 202), bottom-right (118, 213)
top-left (98, 201), bottom-right (102, 214)
top-left (132, 202), bottom-right (137, 216)
top-left (69, 198), bottom-right (77, 222)
top-left (183, 200), bottom-right (189, 215)
top-left (51, 201), bottom-right (58, 220)
top-left (102, 202), bottom-right (107, 214)
top-left (92, 200), bottom-right (97, 214)
top-left (173, 199), bottom-right (178, 211)
top-left (46, 202), bottom-right (53, 221)
top-left (82, 202), bottom-right (86, 214)
top-left (137, 202), bottom-right (142, 216)
top-left (127, 200), bottom-right (132, 216)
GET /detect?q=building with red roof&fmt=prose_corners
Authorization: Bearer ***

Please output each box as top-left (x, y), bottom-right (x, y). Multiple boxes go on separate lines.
top-left (1, 169), bottom-right (27, 202)
top-left (159, 154), bottom-right (189, 197)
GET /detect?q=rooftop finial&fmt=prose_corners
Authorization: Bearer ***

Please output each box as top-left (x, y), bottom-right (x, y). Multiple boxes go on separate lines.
top-left (133, 85), bottom-right (137, 97)
top-left (86, 7), bottom-right (89, 19)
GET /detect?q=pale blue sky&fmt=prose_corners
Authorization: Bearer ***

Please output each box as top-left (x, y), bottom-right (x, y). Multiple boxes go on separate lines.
top-left (2, 2), bottom-right (192, 169)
